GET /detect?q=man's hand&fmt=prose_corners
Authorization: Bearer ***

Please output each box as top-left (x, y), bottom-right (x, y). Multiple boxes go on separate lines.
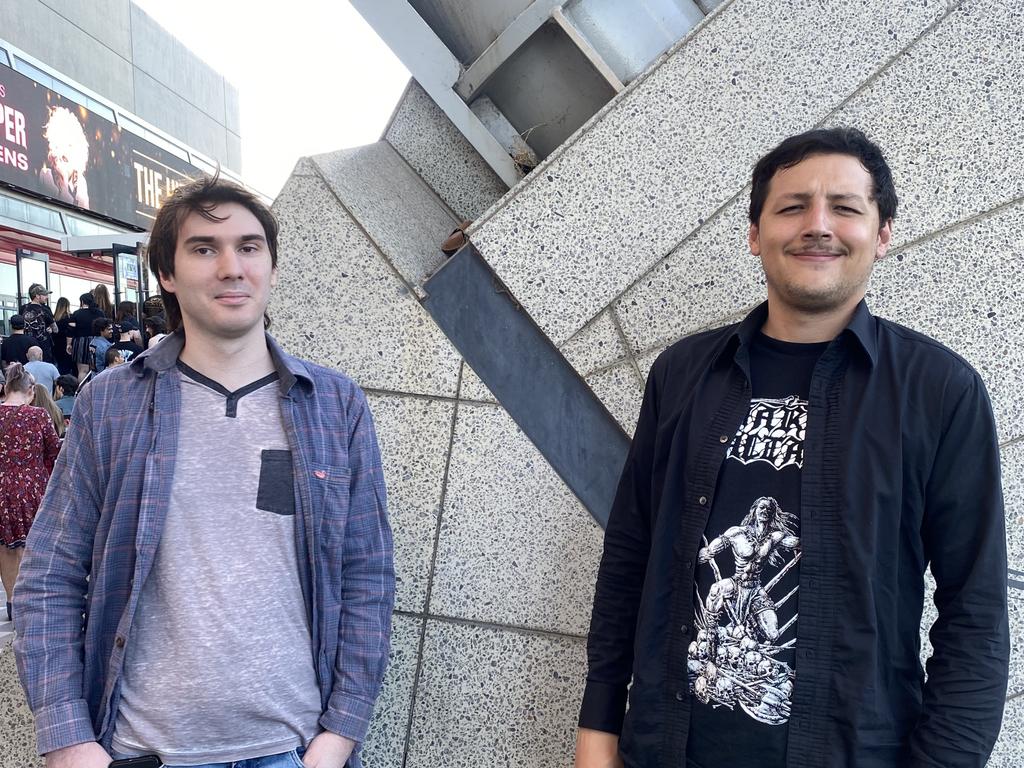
top-left (575, 728), bottom-right (623, 768)
top-left (44, 741), bottom-right (110, 768)
top-left (302, 731), bottom-right (356, 768)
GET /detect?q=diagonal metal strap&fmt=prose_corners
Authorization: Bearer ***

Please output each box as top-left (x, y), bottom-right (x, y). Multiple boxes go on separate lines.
top-left (421, 243), bottom-right (629, 528)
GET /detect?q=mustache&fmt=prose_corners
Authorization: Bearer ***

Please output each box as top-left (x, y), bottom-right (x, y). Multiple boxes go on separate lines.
top-left (788, 241), bottom-right (846, 256)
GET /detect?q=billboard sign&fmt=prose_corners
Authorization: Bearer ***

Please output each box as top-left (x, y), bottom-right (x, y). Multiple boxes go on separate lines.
top-left (0, 64), bottom-right (202, 229)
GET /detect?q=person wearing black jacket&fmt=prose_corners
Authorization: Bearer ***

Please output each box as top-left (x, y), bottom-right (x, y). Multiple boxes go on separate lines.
top-left (19, 283), bottom-right (57, 363)
top-left (68, 292), bottom-right (105, 382)
top-left (576, 128), bottom-right (1008, 768)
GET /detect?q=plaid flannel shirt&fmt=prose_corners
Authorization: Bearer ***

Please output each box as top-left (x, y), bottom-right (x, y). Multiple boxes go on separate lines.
top-left (13, 330), bottom-right (394, 764)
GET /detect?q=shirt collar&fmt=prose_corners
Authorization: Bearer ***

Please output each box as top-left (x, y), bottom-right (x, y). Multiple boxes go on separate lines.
top-left (130, 328), bottom-right (313, 393)
top-left (714, 298), bottom-right (878, 368)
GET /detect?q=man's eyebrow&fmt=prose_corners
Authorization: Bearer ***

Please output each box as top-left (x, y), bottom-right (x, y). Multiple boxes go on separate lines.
top-left (182, 233), bottom-right (267, 245)
top-left (776, 192), bottom-right (868, 202)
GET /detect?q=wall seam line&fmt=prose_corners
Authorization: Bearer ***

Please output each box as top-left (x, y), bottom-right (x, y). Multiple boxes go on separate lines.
top-left (303, 159), bottom-right (444, 326)
top-left (886, 194), bottom-right (1024, 256)
top-left (399, 362), bottom-right (463, 767)
top-left (35, 0), bottom-right (134, 67)
top-left (392, 607), bottom-right (587, 643)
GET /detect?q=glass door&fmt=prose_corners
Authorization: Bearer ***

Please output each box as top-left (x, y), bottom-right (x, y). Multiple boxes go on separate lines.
top-left (113, 245), bottom-right (143, 319)
top-left (16, 248), bottom-right (50, 311)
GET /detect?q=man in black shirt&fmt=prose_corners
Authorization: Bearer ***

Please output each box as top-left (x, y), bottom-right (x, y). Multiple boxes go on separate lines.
top-left (1, 315), bottom-right (36, 370)
top-left (576, 128), bottom-right (1008, 768)
top-left (19, 283), bottom-right (57, 363)
top-left (112, 319), bottom-right (145, 363)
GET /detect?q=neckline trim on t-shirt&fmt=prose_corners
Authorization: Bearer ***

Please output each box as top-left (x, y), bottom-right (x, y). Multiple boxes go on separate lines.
top-left (755, 331), bottom-right (831, 357)
top-left (177, 361), bottom-right (279, 418)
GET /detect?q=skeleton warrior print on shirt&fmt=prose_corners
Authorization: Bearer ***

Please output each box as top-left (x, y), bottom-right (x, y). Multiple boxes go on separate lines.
top-left (686, 334), bottom-right (825, 768)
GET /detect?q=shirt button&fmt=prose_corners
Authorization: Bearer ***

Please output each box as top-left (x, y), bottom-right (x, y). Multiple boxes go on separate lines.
top-left (680, 623), bottom-right (690, 636)
top-left (719, 434), bottom-right (729, 444)
top-left (115, 635), bottom-right (126, 648)
top-left (675, 691), bottom-right (685, 701)
top-left (698, 496), bottom-right (708, 506)
top-left (685, 559), bottom-right (693, 570)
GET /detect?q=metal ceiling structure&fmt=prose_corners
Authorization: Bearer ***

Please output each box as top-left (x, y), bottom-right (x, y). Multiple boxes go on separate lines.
top-left (352, 0), bottom-right (723, 187)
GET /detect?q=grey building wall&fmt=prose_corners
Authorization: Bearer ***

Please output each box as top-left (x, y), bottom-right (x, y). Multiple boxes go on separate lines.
top-left (0, 0), bottom-right (241, 171)
top-left (272, 0), bottom-right (1024, 765)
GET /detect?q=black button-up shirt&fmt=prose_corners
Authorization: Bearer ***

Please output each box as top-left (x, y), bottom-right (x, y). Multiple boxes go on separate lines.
top-left (580, 301), bottom-right (1009, 768)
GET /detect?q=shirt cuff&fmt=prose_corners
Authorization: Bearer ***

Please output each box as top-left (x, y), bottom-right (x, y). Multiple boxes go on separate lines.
top-left (33, 698), bottom-right (97, 755)
top-left (578, 679), bottom-right (628, 735)
top-left (319, 690), bottom-right (376, 744)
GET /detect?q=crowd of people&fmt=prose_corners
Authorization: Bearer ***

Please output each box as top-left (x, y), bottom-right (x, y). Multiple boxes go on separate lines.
top-left (0, 283), bottom-right (167, 619)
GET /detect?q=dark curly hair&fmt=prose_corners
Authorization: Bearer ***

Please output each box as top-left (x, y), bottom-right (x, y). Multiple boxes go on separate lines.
top-left (749, 127), bottom-right (897, 228)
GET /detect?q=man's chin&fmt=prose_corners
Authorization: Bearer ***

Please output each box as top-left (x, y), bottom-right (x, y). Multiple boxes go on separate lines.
top-left (774, 284), bottom-right (860, 314)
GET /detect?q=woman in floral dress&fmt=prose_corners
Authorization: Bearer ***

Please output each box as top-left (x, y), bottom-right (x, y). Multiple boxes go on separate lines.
top-left (0, 363), bottom-right (60, 621)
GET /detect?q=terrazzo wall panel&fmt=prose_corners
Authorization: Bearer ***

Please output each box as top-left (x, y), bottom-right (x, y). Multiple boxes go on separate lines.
top-left (360, 615), bottom-right (422, 768)
top-left (430, 402), bottom-right (603, 636)
top-left (267, 0), bottom-right (1023, 763)
top-left (270, 146), bottom-right (597, 765)
top-left (311, 144), bottom-right (458, 287)
top-left (366, 394), bottom-right (455, 614)
top-left (868, 202), bottom-right (1024, 443)
top-left (404, 620), bottom-right (586, 768)
top-left (825, 0), bottom-right (1024, 250)
top-left (270, 172), bottom-right (461, 398)
top-left (384, 80), bottom-right (509, 223)
top-left (1005, 441), bottom-right (1024, 574)
top-left (0, 643), bottom-right (42, 768)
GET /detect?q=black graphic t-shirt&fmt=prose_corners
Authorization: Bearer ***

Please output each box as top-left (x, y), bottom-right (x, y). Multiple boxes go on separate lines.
top-left (686, 332), bottom-right (827, 768)
top-left (113, 340), bottom-right (145, 363)
top-left (20, 302), bottom-right (55, 357)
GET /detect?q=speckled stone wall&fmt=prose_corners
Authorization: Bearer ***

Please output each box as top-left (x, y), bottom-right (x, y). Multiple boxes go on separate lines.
top-left (463, 0), bottom-right (1023, 763)
top-left (264, 0), bottom-right (1021, 764)
top-left (267, 138), bottom-right (602, 767)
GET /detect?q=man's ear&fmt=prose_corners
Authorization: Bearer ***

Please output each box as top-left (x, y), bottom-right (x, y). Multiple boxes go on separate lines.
top-left (875, 219), bottom-right (893, 261)
top-left (748, 222), bottom-right (761, 256)
top-left (157, 272), bottom-right (176, 293)
top-left (270, 266), bottom-right (279, 290)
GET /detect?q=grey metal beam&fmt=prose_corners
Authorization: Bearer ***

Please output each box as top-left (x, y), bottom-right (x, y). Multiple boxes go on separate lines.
top-left (350, 0), bottom-right (523, 188)
top-left (454, 0), bottom-right (563, 101)
top-left (421, 243), bottom-right (630, 527)
top-left (551, 7), bottom-right (624, 93)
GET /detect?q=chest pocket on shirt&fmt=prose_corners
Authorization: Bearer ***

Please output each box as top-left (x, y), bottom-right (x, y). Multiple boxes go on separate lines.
top-left (256, 449), bottom-right (296, 515)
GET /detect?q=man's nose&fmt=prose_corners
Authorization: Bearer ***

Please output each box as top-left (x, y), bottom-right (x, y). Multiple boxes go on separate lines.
top-left (801, 200), bottom-right (833, 239)
top-left (217, 249), bottom-right (244, 278)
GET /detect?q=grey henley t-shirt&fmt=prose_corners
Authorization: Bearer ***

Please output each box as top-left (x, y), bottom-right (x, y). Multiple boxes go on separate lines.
top-left (112, 365), bottom-right (322, 764)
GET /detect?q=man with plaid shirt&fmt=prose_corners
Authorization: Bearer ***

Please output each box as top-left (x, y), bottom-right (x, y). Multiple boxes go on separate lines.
top-left (15, 176), bottom-right (394, 768)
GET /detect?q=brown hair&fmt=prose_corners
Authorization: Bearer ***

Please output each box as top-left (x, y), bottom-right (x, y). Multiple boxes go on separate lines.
top-left (93, 283), bottom-right (114, 318)
top-left (2, 362), bottom-right (34, 397)
top-left (115, 300), bottom-right (137, 323)
top-left (33, 383), bottom-right (65, 438)
top-left (53, 296), bottom-right (71, 322)
top-left (146, 174), bottom-right (278, 332)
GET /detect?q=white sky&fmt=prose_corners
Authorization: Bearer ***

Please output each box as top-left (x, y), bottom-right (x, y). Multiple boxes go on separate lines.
top-left (131, 0), bottom-right (411, 198)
